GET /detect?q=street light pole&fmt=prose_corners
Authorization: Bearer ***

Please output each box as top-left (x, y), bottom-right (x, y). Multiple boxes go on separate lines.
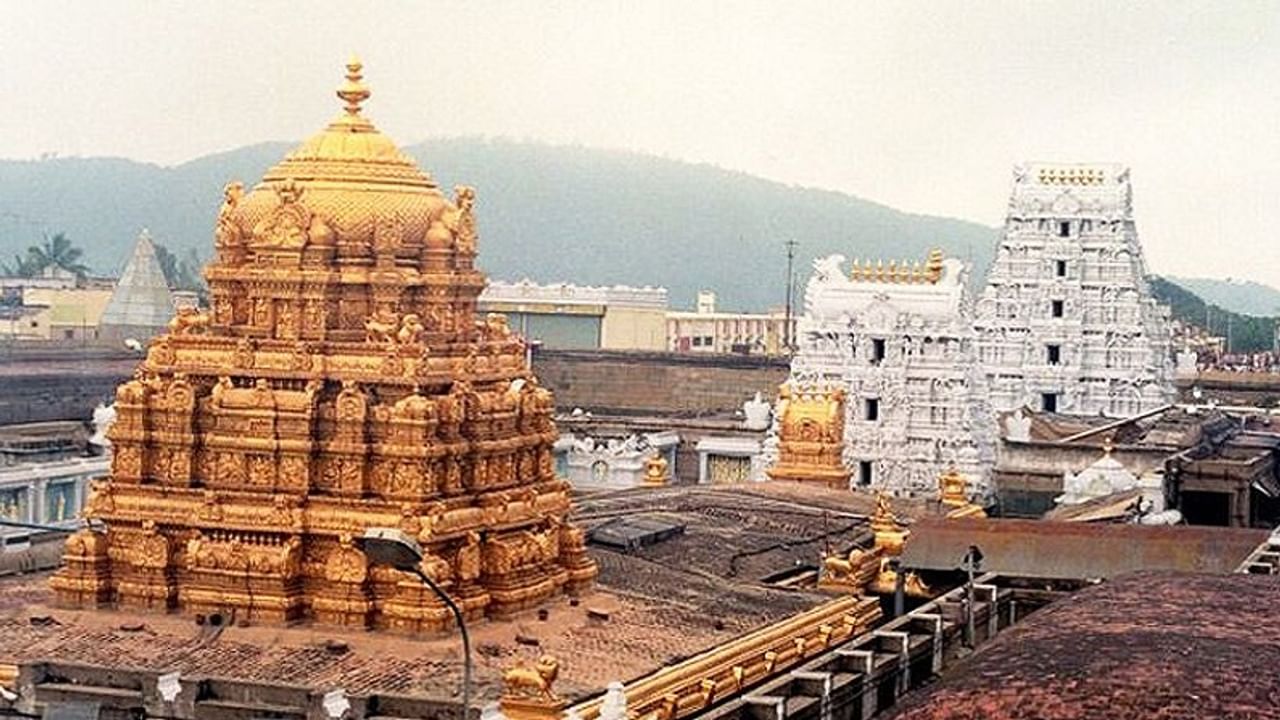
top-left (409, 566), bottom-right (472, 720)
top-left (962, 544), bottom-right (983, 649)
top-left (358, 528), bottom-right (473, 720)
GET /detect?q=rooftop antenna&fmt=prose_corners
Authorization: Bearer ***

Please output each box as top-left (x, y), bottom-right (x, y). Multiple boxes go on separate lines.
top-left (784, 238), bottom-right (798, 352)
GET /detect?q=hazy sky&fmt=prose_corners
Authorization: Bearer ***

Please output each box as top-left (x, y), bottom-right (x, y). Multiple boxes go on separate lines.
top-left (4, 1), bottom-right (1278, 284)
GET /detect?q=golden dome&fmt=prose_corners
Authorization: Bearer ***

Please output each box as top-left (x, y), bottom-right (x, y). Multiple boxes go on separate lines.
top-left (230, 56), bottom-right (446, 251)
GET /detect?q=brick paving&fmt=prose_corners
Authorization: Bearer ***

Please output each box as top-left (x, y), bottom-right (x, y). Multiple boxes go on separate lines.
top-left (888, 571), bottom-right (1280, 720)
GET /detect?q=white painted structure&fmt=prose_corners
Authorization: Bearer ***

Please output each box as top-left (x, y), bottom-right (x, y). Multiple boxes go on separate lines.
top-left (0, 456), bottom-right (106, 534)
top-left (974, 163), bottom-right (1174, 416)
top-left (481, 279), bottom-right (669, 309)
top-left (776, 253), bottom-right (996, 499)
top-left (557, 431), bottom-right (679, 490)
top-left (1055, 447), bottom-right (1138, 505)
top-left (695, 436), bottom-right (766, 484)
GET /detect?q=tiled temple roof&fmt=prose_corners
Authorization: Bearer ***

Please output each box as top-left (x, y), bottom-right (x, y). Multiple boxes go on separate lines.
top-left (889, 571), bottom-right (1280, 720)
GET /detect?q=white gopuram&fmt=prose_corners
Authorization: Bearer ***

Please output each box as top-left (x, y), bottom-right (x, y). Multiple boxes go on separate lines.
top-left (975, 163), bottom-right (1174, 416)
top-left (777, 251), bottom-right (996, 499)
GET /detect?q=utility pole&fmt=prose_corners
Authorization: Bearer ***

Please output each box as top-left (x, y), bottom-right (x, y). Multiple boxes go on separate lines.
top-left (783, 239), bottom-right (798, 352)
top-left (962, 544), bottom-right (984, 649)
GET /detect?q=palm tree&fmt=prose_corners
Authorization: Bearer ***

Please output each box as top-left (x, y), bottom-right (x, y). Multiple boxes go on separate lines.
top-left (1, 252), bottom-right (39, 277)
top-left (25, 233), bottom-right (89, 279)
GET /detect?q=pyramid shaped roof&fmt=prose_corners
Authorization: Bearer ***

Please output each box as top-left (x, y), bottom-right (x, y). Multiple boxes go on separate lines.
top-left (99, 230), bottom-right (175, 330)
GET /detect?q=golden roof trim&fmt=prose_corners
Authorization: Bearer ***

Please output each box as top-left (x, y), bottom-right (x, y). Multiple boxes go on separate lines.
top-left (848, 248), bottom-right (945, 284)
top-left (571, 595), bottom-right (881, 720)
top-left (1036, 167), bottom-right (1105, 186)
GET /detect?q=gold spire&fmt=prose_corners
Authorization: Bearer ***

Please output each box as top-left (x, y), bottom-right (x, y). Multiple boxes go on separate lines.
top-left (336, 54), bottom-right (371, 116)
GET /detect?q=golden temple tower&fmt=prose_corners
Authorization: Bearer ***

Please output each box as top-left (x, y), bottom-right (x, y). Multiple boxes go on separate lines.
top-left (766, 382), bottom-right (851, 488)
top-left (938, 465), bottom-right (986, 519)
top-left (51, 58), bottom-right (597, 632)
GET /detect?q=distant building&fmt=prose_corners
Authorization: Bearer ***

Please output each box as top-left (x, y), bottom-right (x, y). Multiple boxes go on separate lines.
top-left (479, 279), bottom-right (668, 350)
top-left (0, 419), bottom-right (109, 537)
top-left (770, 250), bottom-right (996, 499)
top-left (0, 456), bottom-right (104, 534)
top-left (97, 229), bottom-right (176, 343)
top-left (666, 291), bottom-right (794, 355)
top-left (0, 272), bottom-right (115, 342)
top-left (974, 163), bottom-right (1174, 417)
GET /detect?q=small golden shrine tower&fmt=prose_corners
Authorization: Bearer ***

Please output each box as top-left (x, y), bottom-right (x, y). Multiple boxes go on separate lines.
top-left (50, 58), bottom-right (596, 631)
top-left (938, 465), bottom-right (986, 519)
top-left (766, 382), bottom-right (851, 488)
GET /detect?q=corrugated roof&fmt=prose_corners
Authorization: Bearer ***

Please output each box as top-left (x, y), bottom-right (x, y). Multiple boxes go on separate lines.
top-left (900, 516), bottom-right (1266, 578)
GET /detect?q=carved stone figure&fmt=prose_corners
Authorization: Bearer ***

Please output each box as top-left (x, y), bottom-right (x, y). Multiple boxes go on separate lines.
top-left (502, 655), bottom-right (561, 703)
top-left (364, 309), bottom-right (399, 343)
top-left (397, 314), bottom-right (425, 344)
top-left (214, 181), bottom-right (244, 248)
top-left (168, 306), bottom-right (210, 335)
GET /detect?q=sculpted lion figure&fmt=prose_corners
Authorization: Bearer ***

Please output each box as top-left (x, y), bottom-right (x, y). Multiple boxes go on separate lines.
top-left (821, 548), bottom-right (869, 584)
top-left (484, 312), bottom-right (511, 338)
top-left (364, 309), bottom-right (399, 343)
top-left (502, 655), bottom-right (560, 702)
top-left (397, 313), bottom-right (425, 344)
top-left (811, 254), bottom-right (847, 283)
top-left (168, 306), bottom-right (210, 335)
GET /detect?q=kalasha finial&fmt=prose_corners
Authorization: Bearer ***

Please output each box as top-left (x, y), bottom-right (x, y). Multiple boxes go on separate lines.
top-left (337, 54), bottom-right (371, 115)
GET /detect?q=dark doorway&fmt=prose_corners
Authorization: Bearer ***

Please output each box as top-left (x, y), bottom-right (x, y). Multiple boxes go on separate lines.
top-left (1041, 393), bottom-right (1058, 413)
top-left (859, 461), bottom-right (873, 486)
top-left (1180, 490), bottom-right (1231, 526)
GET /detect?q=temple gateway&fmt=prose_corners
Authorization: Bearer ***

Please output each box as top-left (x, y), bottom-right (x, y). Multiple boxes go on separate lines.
top-left (974, 163), bottom-right (1175, 416)
top-left (767, 251), bottom-right (995, 500)
top-left (50, 59), bottom-right (596, 631)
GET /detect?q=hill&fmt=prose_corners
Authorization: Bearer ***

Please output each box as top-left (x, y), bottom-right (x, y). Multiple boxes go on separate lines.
top-left (1151, 276), bottom-right (1276, 353)
top-left (0, 139), bottom-right (999, 310)
top-left (1164, 276), bottom-right (1280, 317)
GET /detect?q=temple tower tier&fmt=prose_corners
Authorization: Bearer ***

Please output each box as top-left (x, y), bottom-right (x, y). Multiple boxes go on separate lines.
top-left (50, 58), bottom-right (597, 631)
top-left (973, 163), bottom-right (1175, 417)
top-left (766, 250), bottom-right (996, 500)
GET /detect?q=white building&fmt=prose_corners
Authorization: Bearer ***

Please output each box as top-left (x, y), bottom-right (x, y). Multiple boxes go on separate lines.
top-left (974, 164), bottom-right (1174, 416)
top-left (666, 291), bottom-right (794, 356)
top-left (555, 432), bottom-right (679, 489)
top-left (775, 251), bottom-right (996, 499)
top-left (479, 279), bottom-right (669, 351)
top-left (0, 457), bottom-right (106, 535)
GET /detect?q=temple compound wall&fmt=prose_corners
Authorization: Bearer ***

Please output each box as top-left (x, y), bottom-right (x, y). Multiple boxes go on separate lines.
top-left (974, 163), bottom-right (1174, 416)
top-left (769, 251), bottom-right (995, 499)
top-left (49, 59), bottom-right (596, 632)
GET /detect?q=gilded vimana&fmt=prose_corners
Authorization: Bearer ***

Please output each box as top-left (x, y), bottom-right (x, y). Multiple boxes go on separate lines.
top-left (3, 6), bottom-right (1280, 720)
top-left (50, 58), bottom-right (597, 631)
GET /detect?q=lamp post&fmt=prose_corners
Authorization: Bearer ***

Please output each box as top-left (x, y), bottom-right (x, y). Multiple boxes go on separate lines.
top-left (961, 544), bottom-right (984, 649)
top-left (357, 528), bottom-right (472, 719)
top-left (887, 558), bottom-right (905, 618)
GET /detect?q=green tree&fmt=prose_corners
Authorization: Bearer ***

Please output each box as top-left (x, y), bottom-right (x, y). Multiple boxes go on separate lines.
top-left (1, 252), bottom-right (40, 277)
top-left (154, 242), bottom-right (208, 304)
top-left (23, 233), bottom-right (90, 279)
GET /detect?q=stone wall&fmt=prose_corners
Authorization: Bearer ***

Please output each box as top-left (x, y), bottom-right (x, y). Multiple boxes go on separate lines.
top-left (533, 348), bottom-right (790, 414)
top-left (0, 345), bottom-right (790, 426)
top-left (0, 346), bottom-right (136, 425)
top-left (1177, 372), bottom-right (1280, 407)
